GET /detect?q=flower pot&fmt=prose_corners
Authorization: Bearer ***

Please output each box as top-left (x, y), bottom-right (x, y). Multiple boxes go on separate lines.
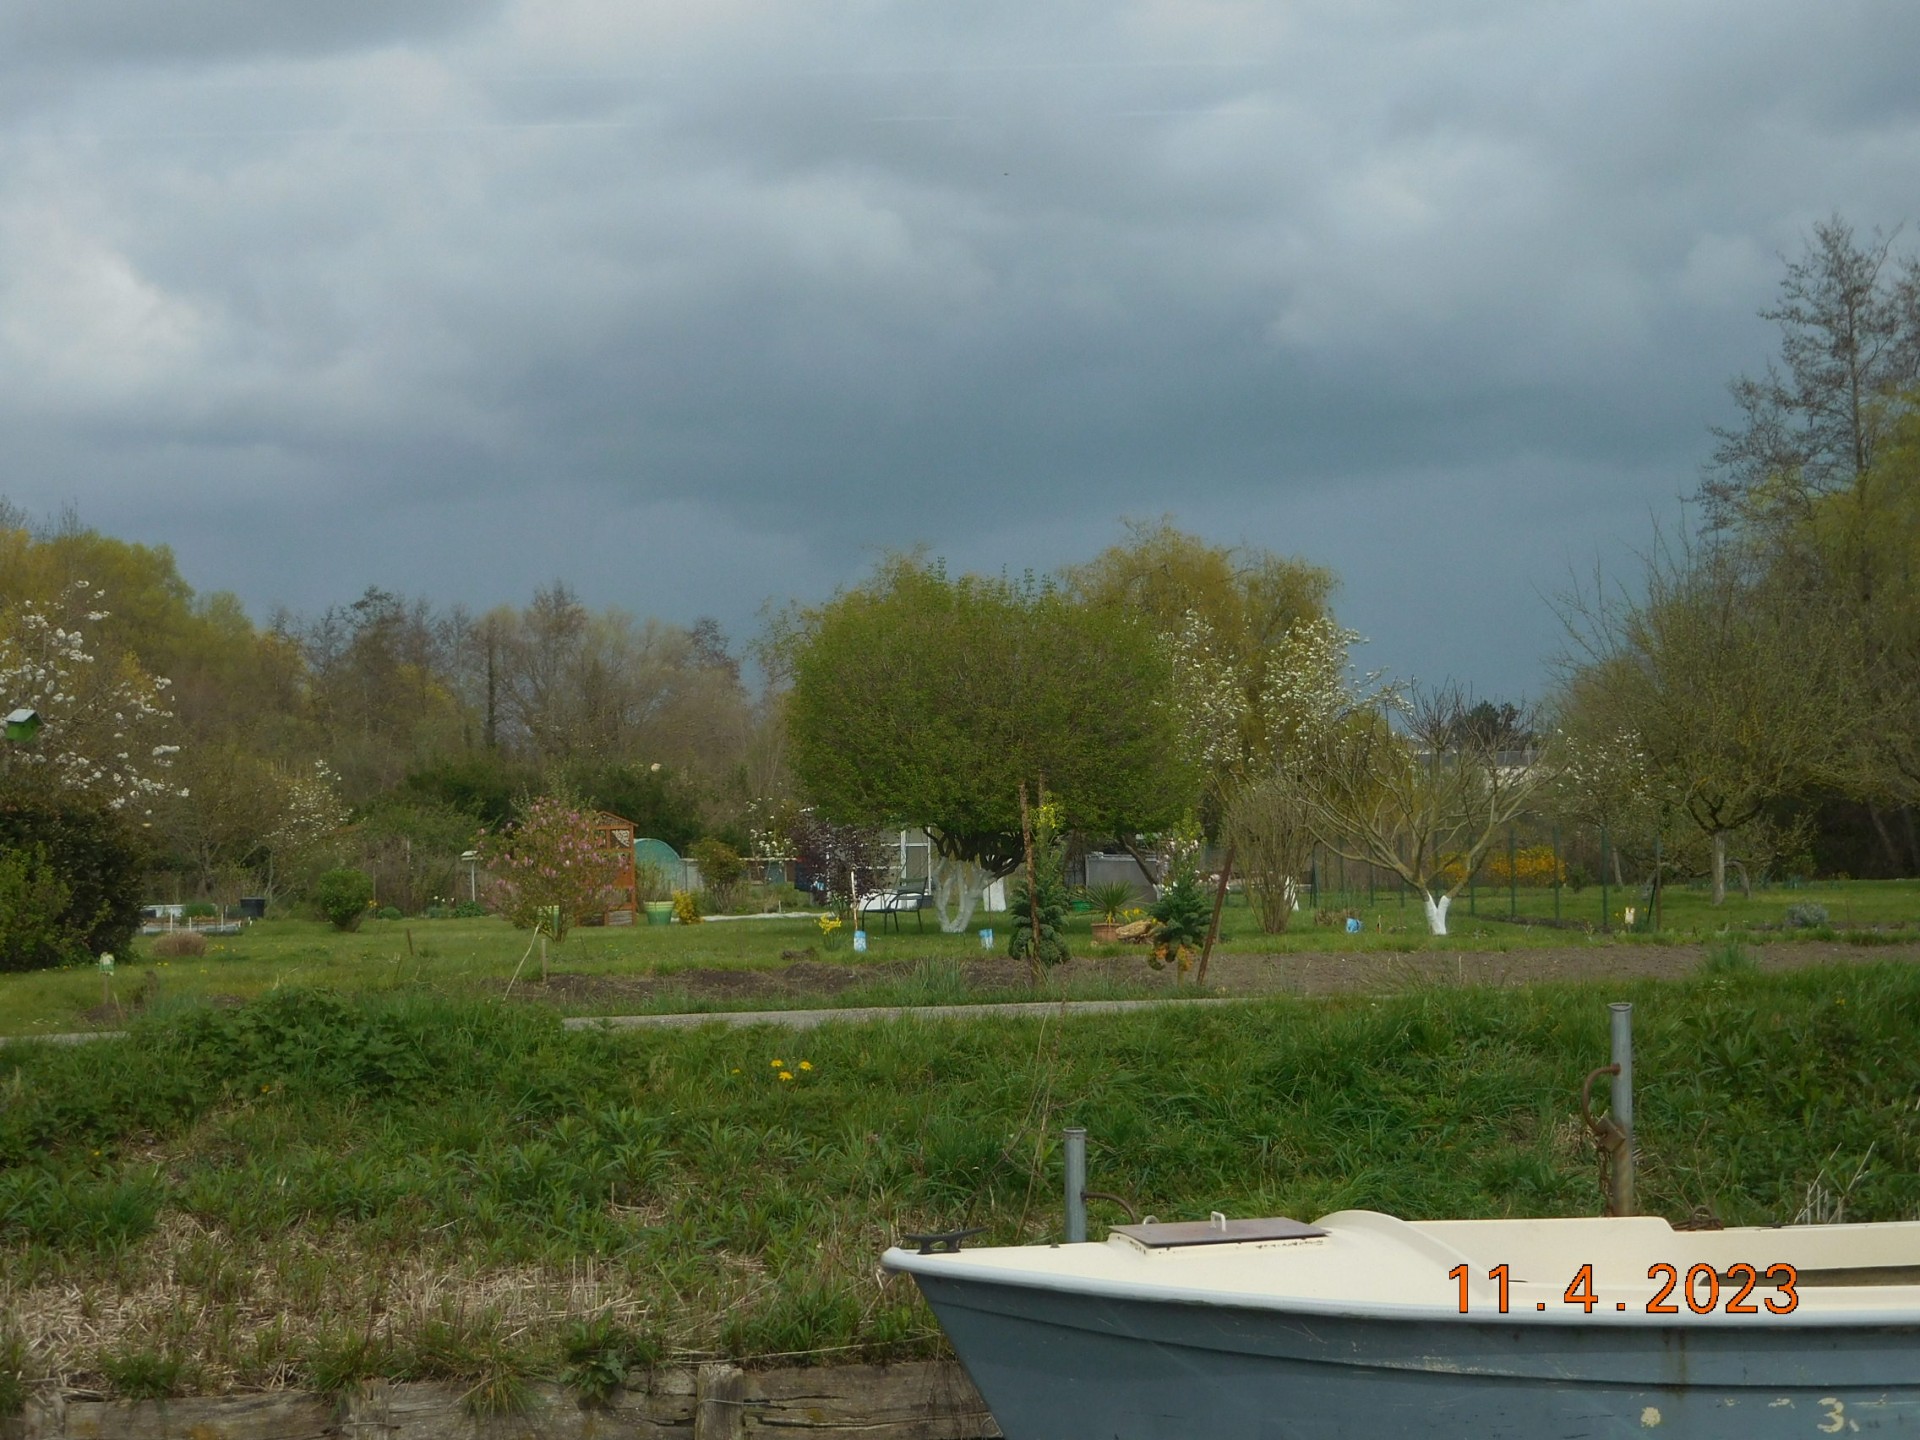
top-left (644, 901), bottom-right (674, 926)
top-left (1090, 920), bottom-right (1120, 944)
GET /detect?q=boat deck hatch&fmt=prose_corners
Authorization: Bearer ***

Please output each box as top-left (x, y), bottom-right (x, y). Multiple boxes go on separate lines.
top-left (1113, 1217), bottom-right (1328, 1248)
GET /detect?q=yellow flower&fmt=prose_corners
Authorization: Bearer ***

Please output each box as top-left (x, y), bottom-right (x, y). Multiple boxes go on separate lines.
top-left (770, 1058), bottom-right (784, 1067)
top-left (731, 1068), bottom-right (741, 1074)
top-left (798, 1060), bottom-right (813, 1071)
top-left (778, 1071), bottom-right (795, 1082)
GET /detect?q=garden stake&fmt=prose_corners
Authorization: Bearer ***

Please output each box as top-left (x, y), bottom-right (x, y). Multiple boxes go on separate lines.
top-left (1195, 842), bottom-right (1234, 987)
top-left (1020, 781), bottom-right (1041, 987)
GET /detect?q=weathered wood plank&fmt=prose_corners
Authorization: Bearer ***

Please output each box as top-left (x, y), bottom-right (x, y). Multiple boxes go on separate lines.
top-left (742, 1363), bottom-right (999, 1439)
top-left (62, 1392), bottom-right (335, 1440)
top-left (692, 1366), bottom-right (744, 1440)
top-left (345, 1380), bottom-right (695, 1440)
top-left (21, 1362), bottom-right (994, 1440)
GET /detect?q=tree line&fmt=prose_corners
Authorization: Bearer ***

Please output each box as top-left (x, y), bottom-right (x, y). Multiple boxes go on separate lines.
top-left (4, 216), bottom-right (1917, 969)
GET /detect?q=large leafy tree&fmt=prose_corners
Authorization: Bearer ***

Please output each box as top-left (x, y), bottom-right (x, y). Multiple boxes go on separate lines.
top-left (1068, 519), bottom-right (1336, 797)
top-left (1557, 543), bottom-right (1860, 904)
top-left (785, 557), bottom-right (1193, 931)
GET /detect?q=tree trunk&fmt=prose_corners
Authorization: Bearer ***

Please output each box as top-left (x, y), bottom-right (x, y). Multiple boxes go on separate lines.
top-left (1195, 844), bottom-right (1235, 987)
top-left (1422, 892), bottom-right (1451, 935)
top-left (1711, 831), bottom-right (1728, 905)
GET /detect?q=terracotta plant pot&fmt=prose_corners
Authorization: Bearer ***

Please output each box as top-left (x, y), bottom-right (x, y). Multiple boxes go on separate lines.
top-left (1090, 920), bottom-right (1120, 943)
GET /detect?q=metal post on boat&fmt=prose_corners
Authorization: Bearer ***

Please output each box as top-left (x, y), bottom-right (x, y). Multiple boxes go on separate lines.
top-left (1064, 1127), bottom-right (1088, 1243)
top-left (1610, 1002), bottom-right (1635, 1216)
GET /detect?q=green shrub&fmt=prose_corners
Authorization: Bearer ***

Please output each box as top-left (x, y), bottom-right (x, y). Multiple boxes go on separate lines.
top-left (1785, 902), bottom-right (1830, 929)
top-left (314, 869), bottom-right (375, 931)
top-left (0, 800), bottom-right (143, 972)
top-left (181, 902), bottom-right (217, 919)
top-left (0, 843), bottom-right (74, 972)
top-left (376, 905), bottom-right (403, 922)
top-left (690, 838), bottom-right (746, 907)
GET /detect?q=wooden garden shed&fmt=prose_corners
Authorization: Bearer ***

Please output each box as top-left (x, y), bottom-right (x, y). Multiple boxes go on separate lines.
top-left (593, 812), bottom-right (639, 925)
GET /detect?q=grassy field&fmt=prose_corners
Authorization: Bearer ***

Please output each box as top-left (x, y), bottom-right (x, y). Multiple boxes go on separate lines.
top-left (2, 878), bottom-right (1917, 1040)
top-left (3, 955), bottom-right (1920, 1405)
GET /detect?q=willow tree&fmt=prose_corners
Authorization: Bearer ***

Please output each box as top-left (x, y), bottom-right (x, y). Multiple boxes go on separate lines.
top-left (784, 556), bottom-right (1194, 932)
top-left (1069, 520), bottom-right (1337, 932)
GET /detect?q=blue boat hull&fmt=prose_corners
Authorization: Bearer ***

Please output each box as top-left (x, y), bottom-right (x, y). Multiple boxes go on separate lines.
top-left (915, 1272), bottom-right (1920, 1438)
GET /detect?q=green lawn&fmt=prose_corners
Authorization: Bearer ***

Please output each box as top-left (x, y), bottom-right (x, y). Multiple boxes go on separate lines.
top-left (3, 879), bottom-right (1917, 1039)
top-left (4, 961), bottom-right (1918, 1402)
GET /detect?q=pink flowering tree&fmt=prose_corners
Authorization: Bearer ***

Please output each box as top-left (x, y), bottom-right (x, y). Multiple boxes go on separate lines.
top-left (476, 795), bottom-right (621, 941)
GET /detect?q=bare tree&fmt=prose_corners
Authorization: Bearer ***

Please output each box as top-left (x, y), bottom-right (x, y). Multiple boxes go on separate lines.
top-left (1283, 683), bottom-right (1552, 935)
top-left (1704, 217), bottom-right (1920, 537)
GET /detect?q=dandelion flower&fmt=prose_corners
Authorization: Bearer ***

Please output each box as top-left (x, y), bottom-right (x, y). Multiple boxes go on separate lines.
top-left (779, 1071), bottom-right (794, 1082)
top-left (799, 1061), bottom-right (813, 1071)
top-left (770, 1058), bottom-right (784, 1067)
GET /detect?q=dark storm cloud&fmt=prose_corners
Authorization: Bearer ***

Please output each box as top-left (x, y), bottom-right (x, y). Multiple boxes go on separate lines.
top-left (0, 0), bottom-right (500, 67)
top-left (4, 0), bottom-right (1920, 697)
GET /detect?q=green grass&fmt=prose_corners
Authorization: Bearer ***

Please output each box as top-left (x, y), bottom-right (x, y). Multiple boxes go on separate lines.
top-left (4, 963), bottom-right (1920, 1397)
top-left (6, 877), bottom-right (1916, 1040)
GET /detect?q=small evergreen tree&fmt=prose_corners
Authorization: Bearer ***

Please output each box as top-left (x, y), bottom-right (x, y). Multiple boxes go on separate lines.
top-left (1010, 796), bottom-right (1071, 973)
top-left (1148, 844), bottom-right (1212, 977)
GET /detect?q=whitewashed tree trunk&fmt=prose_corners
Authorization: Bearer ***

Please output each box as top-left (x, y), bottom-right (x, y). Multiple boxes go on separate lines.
top-left (1422, 892), bottom-right (1451, 935)
top-left (932, 854), bottom-right (985, 934)
top-left (1711, 832), bottom-right (1728, 906)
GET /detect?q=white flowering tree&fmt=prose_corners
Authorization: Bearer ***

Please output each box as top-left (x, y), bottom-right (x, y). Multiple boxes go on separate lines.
top-left (1164, 613), bottom-right (1361, 937)
top-left (0, 581), bottom-right (181, 814)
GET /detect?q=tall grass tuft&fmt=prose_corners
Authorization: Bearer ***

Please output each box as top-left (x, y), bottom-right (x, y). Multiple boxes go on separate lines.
top-left (1700, 939), bottom-right (1757, 975)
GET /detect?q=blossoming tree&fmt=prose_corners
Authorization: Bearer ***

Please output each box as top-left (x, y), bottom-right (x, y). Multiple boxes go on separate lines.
top-left (0, 580), bottom-right (180, 814)
top-left (476, 795), bottom-right (623, 940)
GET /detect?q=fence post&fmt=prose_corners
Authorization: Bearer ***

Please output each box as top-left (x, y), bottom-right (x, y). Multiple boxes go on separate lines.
top-left (1600, 825), bottom-right (1611, 932)
top-left (1508, 823), bottom-right (1518, 919)
top-left (1063, 1127), bottom-right (1087, 1243)
top-left (1652, 829), bottom-right (1663, 933)
top-left (1609, 1003), bottom-right (1635, 1216)
top-left (1552, 822), bottom-right (1562, 921)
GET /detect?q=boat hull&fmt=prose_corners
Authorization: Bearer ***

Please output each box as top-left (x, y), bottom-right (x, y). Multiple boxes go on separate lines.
top-left (915, 1271), bottom-right (1920, 1438)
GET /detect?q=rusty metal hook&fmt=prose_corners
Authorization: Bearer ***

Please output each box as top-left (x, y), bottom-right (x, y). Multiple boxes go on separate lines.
top-left (1580, 1063), bottom-right (1622, 1139)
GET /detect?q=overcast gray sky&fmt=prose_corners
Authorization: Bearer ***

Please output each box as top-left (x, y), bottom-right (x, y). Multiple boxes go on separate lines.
top-left (4, 0), bottom-right (1918, 697)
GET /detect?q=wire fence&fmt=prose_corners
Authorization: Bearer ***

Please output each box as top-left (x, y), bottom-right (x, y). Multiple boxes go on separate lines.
top-left (1299, 816), bottom-right (1817, 934)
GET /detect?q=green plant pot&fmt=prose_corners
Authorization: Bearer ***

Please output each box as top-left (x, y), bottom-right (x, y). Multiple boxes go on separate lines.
top-left (644, 901), bottom-right (674, 926)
